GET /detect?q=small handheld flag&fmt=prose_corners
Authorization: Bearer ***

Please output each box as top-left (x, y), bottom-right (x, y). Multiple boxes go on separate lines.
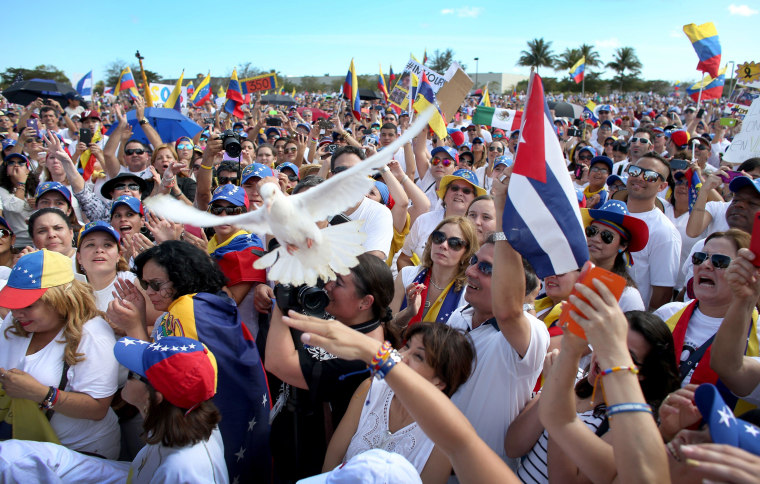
top-left (191, 73), bottom-right (211, 107)
top-left (115, 67), bottom-right (139, 99)
top-left (378, 65), bottom-right (389, 103)
top-left (389, 65), bottom-right (396, 87)
top-left (225, 69), bottom-right (245, 119)
top-left (686, 65), bottom-right (727, 101)
top-left (186, 81), bottom-right (194, 98)
top-left (423, 49), bottom-right (428, 65)
top-left (683, 22), bottom-right (722, 79)
top-left (343, 59), bottom-right (361, 121)
top-left (414, 72), bottom-right (447, 140)
top-left (569, 56), bottom-right (586, 84)
top-left (479, 85), bottom-right (491, 107)
top-left (165, 70), bottom-right (184, 112)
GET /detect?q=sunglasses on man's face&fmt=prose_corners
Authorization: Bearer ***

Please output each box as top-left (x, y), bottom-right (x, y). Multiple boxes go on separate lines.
top-left (217, 176), bottom-right (239, 185)
top-left (113, 183), bottom-right (141, 192)
top-left (626, 165), bottom-right (664, 183)
top-left (125, 149), bottom-right (146, 156)
top-left (630, 137), bottom-right (651, 145)
top-left (469, 254), bottom-right (493, 276)
top-left (585, 225), bottom-right (616, 244)
top-left (431, 230), bottom-right (468, 251)
top-left (692, 251), bottom-right (732, 269)
top-left (209, 205), bottom-right (245, 215)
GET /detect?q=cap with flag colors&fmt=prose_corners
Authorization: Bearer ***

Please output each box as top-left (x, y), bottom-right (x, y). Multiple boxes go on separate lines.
top-left (76, 70), bottom-right (93, 100)
top-left (165, 70), bottom-right (184, 112)
top-left (686, 65), bottom-right (727, 102)
top-left (0, 249), bottom-right (74, 309)
top-left (413, 72), bottom-right (448, 140)
top-left (115, 67), bottom-right (139, 99)
top-left (378, 65), bottom-right (389, 103)
top-left (225, 68), bottom-right (245, 119)
top-left (191, 73), bottom-right (211, 107)
top-left (472, 106), bottom-right (521, 131)
top-left (502, 72), bottom-right (589, 279)
top-left (343, 59), bottom-right (361, 121)
top-left (683, 22), bottom-right (722, 79)
top-left (694, 383), bottom-right (760, 456)
top-left (569, 56), bottom-right (585, 84)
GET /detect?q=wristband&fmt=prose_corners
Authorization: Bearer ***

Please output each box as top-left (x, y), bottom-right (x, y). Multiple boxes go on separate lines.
top-left (401, 175), bottom-right (410, 184)
top-left (199, 164), bottom-right (213, 170)
top-left (40, 386), bottom-right (59, 410)
top-left (600, 366), bottom-right (639, 377)
top-left (606, 402), bottom-right (652, 418)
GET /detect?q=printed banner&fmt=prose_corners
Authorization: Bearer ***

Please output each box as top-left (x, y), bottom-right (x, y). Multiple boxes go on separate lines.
top-left (389, 59), bottom-right (445, 110)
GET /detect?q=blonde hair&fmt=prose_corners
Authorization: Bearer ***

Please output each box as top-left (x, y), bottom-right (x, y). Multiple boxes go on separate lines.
top-left (421, 216), bottom-right (480, 291)
top-left (5, 280), bottom-right (105, 366)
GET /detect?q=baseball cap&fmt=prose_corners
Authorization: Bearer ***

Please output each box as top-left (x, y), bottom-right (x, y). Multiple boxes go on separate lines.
top-left (670, 130), bottom-right (690, 149)
top-left (78, 220), bottom-right (120, 245)
top-left (110, 195), bottom-right (144, 218)
top-left (589, 156), bottom-right (613, 173)
top-left (241, 163), bottom-right (275, 185)
top-left (598, 105), bottom-right (611, 113)
top-left (0, 216), bottom-right (13, 234)
top-left (449, 130), bottom-right (465, 147)
top-left (729, 176), bottom-right (760, 195)
top-left (80, 110), bottom-right (101, 121)
top-left (606, 173), bottom-right (628, 187)
top-left (296, 123), bottom-right (312, 133)
top-left (276, 162), bottom-right (300, 180)
top-left (264, 127), bottom-right (280, 138)
top-left (694, 383), bottom-right (760, 456)
top-left (494, 156), bottom-right (513, 169)
top-left (4, 153), bottom-right (30, 166)
top-left (2, 139), bottom-right (16, 150)
top-left (114, 336), bottom-right (218, 411)
top-left (586, 200), bottom-right (649, 252)
top-left (0, 249), bottom-right (74, 309)
top-left (298, 448), bottom-right (422, 484)
top-left (35, 181), bottom-right (72, 205)
top-left (437, 169), bottom-right (487, 199)
top-left (600, 120), bottom-right (613, 129)
top-left (431, 146), bottom-right (459, 164)
top-left (578, 146), bottom-right (597, 158)
top-left (210, 184), bottom-right (249, 209)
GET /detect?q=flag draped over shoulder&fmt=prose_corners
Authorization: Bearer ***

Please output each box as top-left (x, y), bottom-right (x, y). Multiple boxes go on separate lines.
top-left (503, 72), bottom-right (589, 278)
top-left (225, 68), bottom-right (245, 118)
top-left (569, 56), bottom-right (585, 84)
top-left (413, 72), bottom-right (447, 139)
top-left (115, 67), bottom-right (139, 99)
top-left (165, 71), bottom-right (184, 111)
top-left (683, 22), bottom-right (722, 79)
top-left (191, 73), bottom-right (211, 106)
top-left (343, 59), bottom-right (361, 120)
top-left (686, 65), bottom-right (727, 101)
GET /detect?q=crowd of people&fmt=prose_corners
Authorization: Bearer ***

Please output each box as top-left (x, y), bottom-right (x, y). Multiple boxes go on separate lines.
top-left (0, 83), bottom-right (757, 484)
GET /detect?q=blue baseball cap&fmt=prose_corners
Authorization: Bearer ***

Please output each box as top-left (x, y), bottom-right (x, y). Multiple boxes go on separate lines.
top-left (578, 146), bottom-right (597, 158)
top-left (589, 156), bottom-right (613, 173)
top-left (264, 127), bottom-right (280, 138)
top-left (241, 163), bottom-right (275, 185)
top-left (695, 383), bottom-right (760, 456)
top-left (110, 195), bottom-right (144, 218)
top-left (276, 162), bottom-right (300, 180)
top-left (598, 104), bottom-right (612, 113)
top-left (373, 181), bottom-right (390, 205)
top-left (35, 181), bottom-right (72, 205)
top-left (437, 169), bottom-right (487, 199)
top-left (606, 173), bottom-right (628, 187)
top-left (2, 139), bottom-right (16, 150)
top-left (729, 176), bottom-right (760, 195)
top-left (494, 156), bottom-right (513, 169)
top-left (0, 216), bottom-right (12, 234)
top-left (585, 200), bottom-right (649, 252)
top-left (211, 184), bottom-right (249, 209)
top-left (296, 123), bottom-right (312, 133)
top-left (0, 249), bottom-right (74, 309)
top-left (4, 153), bottom-right (29, 166)
top-left (431, 146), bottom-right (459, 164)
top-left (78, 220), bottom-right (120, 245)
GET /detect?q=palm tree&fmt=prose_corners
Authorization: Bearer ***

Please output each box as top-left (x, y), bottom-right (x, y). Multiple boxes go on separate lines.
top-left (578, 44), bottom-right (602, 69)
top-left (554, 48), bottom-right (582, 71)
top-left (606, 47), bottom-right (642, 91)
top-left (517, 38), bottom-right (556, 74)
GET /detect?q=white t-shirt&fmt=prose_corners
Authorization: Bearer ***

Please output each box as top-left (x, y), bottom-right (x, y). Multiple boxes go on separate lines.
top-left (0, 314), bottom-right (120, 459)
top-left (401, 209), bottom-right (444, 261)
top-left (627, 207), bottom-right (682, 308)
top-left (665, 205), bottom-right (707, 290)
top-left (447, 305), bottom-right (550, 470)
top-left (704, 201), bottom-right (730, 236)
top-left (416, 169), bottom-right (440, 209)
top-left (379, 145), bottom-right (407, 173)
top-left (93, 271), bottom-right (137, 313)
top-left (117, 164), bottom-right (154, 180)
top-left (345, 197), bottom-right (393, 259)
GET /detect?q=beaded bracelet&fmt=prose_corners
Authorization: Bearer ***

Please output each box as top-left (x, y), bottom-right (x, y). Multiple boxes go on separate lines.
top-left (600, 366), bottom-right (639, 377)
top-left (606, 402), bottom-right (652, 418)
top-left (368, 341), bottom-right (401, 380)
top-left (369, 341), bottom-right (392, 370)
top-left (40, 386), bottom-right (60, 410)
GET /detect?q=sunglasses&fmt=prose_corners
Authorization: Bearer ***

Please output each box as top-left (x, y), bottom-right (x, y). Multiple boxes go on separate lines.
top-left (590, 166), bottom-right (609, 173)
top-left (176, 143), bottom-right (193, 150)
top-left (139, 279), bottom-right (171, 292)
top-left (578, 154), bottom-right (593, 161)
top-left (432, 157), bottom-right (453, 167)
top-left (585, 225), bottom-right (616, 244)
top-left (693, 143), bottom-right (709, 151)
top-left (5, 160), bottom-right (27, 167)
top-left (630, 137), bottom-right (651, 145)
top-left (488, 147), bottom-right (503, 152)
top-left (626, 165), bottom-right (664, 183)
top-left (282, 173), bottom-right (298, 182)
top-left (26, 138), bottom-right (42, 143)
top-left (0, 229), bottom-right (12, 238)
top-left (125, 149), bottom-right (146, 156)
top-left (447, 184), bottom-right (474, 195)
top-left (692, 251), bottom-right (732, 269)
top-left (431, 230), bottom-right (468, 251)
top-left (604, 141), bottom-right (615, 146)
top-left (113, 183), bottom-right (140, 191)
top-left (209, 205), bottom-right (245, 215)
top-left (128, 370), bottom-right (150, 385)
top-left (469, 254), bottom-right (493, 276)
top-left (217, 176), bottom-right (239, 185)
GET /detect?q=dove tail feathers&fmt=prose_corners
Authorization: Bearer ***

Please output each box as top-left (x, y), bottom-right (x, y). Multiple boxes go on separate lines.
top-left (253, 221), bottom-right (367, 286)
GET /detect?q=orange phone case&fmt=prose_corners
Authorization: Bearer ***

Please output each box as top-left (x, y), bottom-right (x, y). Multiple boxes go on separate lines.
top-left (558, 261), bottom-right (627, 340)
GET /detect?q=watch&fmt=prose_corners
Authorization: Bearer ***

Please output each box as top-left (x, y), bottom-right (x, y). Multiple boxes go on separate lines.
top-left (491, 231), bottom-right (507, 241)
top-left (138, 118), bottom-right (149, 126)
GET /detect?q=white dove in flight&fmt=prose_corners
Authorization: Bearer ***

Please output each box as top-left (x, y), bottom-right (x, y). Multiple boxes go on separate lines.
top-left (145, 107), bottom-right (436, 286)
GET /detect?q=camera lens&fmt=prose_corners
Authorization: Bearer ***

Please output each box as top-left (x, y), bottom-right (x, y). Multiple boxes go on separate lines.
top-left (298, 286), bottom-right (330, 316)
top-left (221, 130), bottom-right (242, 158)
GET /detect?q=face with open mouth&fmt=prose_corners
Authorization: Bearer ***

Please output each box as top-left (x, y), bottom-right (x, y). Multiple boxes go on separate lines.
top-left (77, 231), bottom-right (120, 278)
top-left (692, 237), bottom-right (737, 304)
top-left (110, 205), bottom-right (143, 239)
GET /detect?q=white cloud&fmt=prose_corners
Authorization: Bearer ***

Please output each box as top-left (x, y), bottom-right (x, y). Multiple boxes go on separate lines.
top-left (440, 8), bottom-right (454, 15)
top-left (669, 30), bottom-right (681, 38)
top-left (728, 4), bottom-right (759, 16)
top-left (594, 37), bottom-right (620, 49)
top-left (440, 7), bottom-right (482, 18)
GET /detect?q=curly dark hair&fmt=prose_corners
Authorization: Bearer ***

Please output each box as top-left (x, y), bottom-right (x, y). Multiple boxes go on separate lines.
top-left (134, 240), bottom-right (228, 297)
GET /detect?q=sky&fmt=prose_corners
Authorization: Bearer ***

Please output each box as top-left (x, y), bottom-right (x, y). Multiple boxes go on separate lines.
top-left (2, 0), bottom-right (757, 90)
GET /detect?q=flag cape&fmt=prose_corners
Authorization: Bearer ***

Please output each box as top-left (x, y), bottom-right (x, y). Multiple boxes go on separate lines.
top-left (569, 56), bottom-right (585, 84)
top-left (76, 70), bottom-right (93, 99)
top-left (378, 65), bottom-right (389, 103)
top-left (343, 59), bottom-right (361, 120)
top-left (225, 68), bottom-right (245, 118)
top-left (165, 71), bottom-right (184, 111)
top-left (686, 65), bottom-right (727, 101)
top-left (472, 106), bottom-right (520, 130)
top-left (503, 72), bottom-right (589, 278)
top-left (154, 292), bottom-right (271, 482)
top-left (191, 73), bottom-right (211, 106)
top-left (414, 72), bottom-right (447, 139)
top-left (683, 22), bottom-right (722, 79)
top-left (115, 67), bottom-right (139, 99)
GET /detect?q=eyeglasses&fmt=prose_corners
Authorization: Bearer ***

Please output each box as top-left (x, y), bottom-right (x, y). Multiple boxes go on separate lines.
top-left (585, 225), bottom-right (616, 244)
top-left (693, 143), bottom-right (709, 151)
top-left (590, 166), bottom-right (609, 174)
top-left (5, 160), bottom-right (27, 167)
top-left (431, 157), bottom-right (453, 167)
top-left (217, 176), bottom-right (239, 185)
top-left (0, 229), bottom-right (12, 238)
top-left (469, 254), bottom-right (493, 276)
top-left (284, 147), bottom-right (297, 153)
top-left (128, 370), bottom-right (150, 385)
top-left (113, 183), bottom-right (140, 191)
top-left (604, 141), bottom-right (615, 146)
top-left (488, 147), bottom-right (503, 152)
top-left (630, 137), bottom-right (651, 145)
top-left (139, 279), bottom-right (171, 292)
top-left (472, 140), bottom-right (483, 145)
top-left (176, 143), bottom-right (193, 150)
top-left (447, 184), bottom-right (474, 195)
top-left (282, 173), bottom-right (298, 182)
top-left (431, 230), bottom-right (468, 251)
top-left (578, 154), bottom-right (593, 161)
top-left (125, 149), bottom-right (146, 156)
top-left (209, 205), bottom-right (245, 215)
top-left (626, 165), bottom-right (664, 183)
top-left (692, 251), bottom-right (732, 269)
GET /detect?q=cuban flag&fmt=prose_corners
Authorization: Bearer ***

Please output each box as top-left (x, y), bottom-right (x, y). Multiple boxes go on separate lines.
top-left (503, 72), bottom-right (589, 278)
top-left (76, 70), bottom-right (93, 100)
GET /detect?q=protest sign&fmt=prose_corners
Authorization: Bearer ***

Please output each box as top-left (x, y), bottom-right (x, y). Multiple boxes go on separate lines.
top-left (723, 97), bottom-right (760, 165)
top-left (241, 73), bottom-right (278, 94)
top-left (436, 63), bottom-right (473, 120)
top-left (389, 59), bottom-right (444, 110)
top-left (149, 83), bottom-right (187, 109)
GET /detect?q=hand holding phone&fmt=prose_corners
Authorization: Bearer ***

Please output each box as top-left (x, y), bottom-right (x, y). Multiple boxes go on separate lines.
top-left (719, 170), bottom-right (742, 184)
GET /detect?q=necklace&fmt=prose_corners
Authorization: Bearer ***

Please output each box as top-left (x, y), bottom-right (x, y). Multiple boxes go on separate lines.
top-left (430, 278), bottom-right (446, 291)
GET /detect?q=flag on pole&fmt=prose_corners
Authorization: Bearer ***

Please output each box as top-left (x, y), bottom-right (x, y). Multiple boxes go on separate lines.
top-left (472, 106), bottom-right (521, 131)
top-left (413, 72), bottom-right (447, 139)
top-left (343, 59), bottom-right (361, 120)
top-left (378, 65), bottom-right (389, 103)
top-left (104, 86), bottom-right (114, 96)
top-left (685, 167), bottom-right (703, 212)
top-left (502, 72), bottom-right (589, 278)
top-left (165, 70), bottom-right (184, 111)
top-left (114, 67), bottom-right (139, 99)
top-left (76, 70), bottom-right (93, 100)
top-left (291, 86), bottom-right (296, 97)
top-left (683, 22), bottom-right (722, 79)
top-left (186, 81), bottom-right (194, 98)
top-left (479, 85), bottom-right (491, 107)
top-left (423, 49), bottom-right (428, 65)
top-left (389, 65), bottom-right (396, 87)
top-left (225, 68), bottom-right (245, 118)
top-left (191, 73), bottom-right (211, 106)
top-left (686, 65), bottom-right (727, 101)
top-left (569, 56), bottom-right (586, 84)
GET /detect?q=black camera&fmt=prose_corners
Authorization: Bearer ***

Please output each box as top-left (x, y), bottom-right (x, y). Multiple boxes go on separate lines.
top-left (274, 280), bottom-right (330, 319)
top-left (219, 129), bottom-right (241, 158)
top-left (567, 127), bottom-right (582, 137)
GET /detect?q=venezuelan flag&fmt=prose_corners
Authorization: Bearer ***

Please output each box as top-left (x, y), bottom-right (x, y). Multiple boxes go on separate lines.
top-left (165, 70), bottom-right (184, 111)
top-left (686, 65), bottom-right (727, 101)
top-left (414, 72), bottom-right (447, 139)
top-left (343, 59), bottom-right (361, 120)
top-left (225, 69), bottom-right (245, 119)
top-left (423, 48), bottom-right (428, 65)
top-left (569, 56), bottom-right (585, 84)
top-left (685, 167), bottom-right (702, 212)
top-left (378, 65), bottom-right (389, 103)
top-left (389, 65), bottom-right (396, 87)
top-left (115, 67), bottom-right (139, 99)
top-left (583, 101), bottom-right (598, 126)
top-left (683, 22), bottom-right (722, 79)
top-left (191, 73), bottom-right (211, 107)
top-left (186, 81), bottom-right (194, 98)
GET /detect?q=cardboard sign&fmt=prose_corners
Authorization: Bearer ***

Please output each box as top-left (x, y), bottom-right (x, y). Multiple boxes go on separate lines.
top-left (437, 63), bottom-right (474, 121)
top-left (389, 59), bottom-right (444, 110)
top-left (241, 73), bottom-right (278, 94)
top-left (723, 97), bottom-right (760, 165)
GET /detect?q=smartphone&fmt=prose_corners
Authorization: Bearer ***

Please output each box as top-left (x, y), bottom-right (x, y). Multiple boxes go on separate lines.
top-left (42, 99), bottom-right (52, 106)
top-left (268, 110), bottom-right (278, 116)
top-left (326, 144), bottom-right (337, 153)
top-left (719, 170), bottom-right (743, 184)
top-left (697, 108), bottom-right (705, 119)
top-left (574, 165), bottom-right (585, 180)
top-left (751, 212), bottom-right (760, 267)
top-left (79, 128), bottom-right (93, 145)
top-left (26, 118), bottom-right (40, 138)
top-left (318, 119), bottom-right (334, 130)
top-left (720, 117), bottom-right (737, 127)
top-left (266, 118), bottom-right (282, 127)
top-left (363, 129), bottom-right (372, 135)
top-left (558, 261), bottom-right (627, 340)
top-left (567, 127), bottom-right (581, 137)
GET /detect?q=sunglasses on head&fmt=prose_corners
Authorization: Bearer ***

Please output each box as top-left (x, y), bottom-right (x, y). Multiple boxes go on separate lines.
top-left (692, 251), bottom-right (732, 269)
top-left (176, 143), bottom-right (193, 150)
top-left (626, 164), bottom-right (664, 182)
top-left (469, 254), bottom-right (493, 276)
top-left (447, 184), bottom-right (474, 195)
top-left (128, 370), bottom-right (150, 385)
top-left (113, 183), bottom-right (141, 192)
top-left (431, 230), bottom-right (468, 251)
top-left (125, 149), bottom-right (146, 156)
top-left (139, 279), bottom-right (171, 292)
top-left (488, 146), bottom-right (503, 152)
top-left (630, 137), bottom-right (651, 145)
top-left (432, 157), bottom-right (453, 167)
top-left (585, 225), bottom-right (616, 244)
top-left (209, 205), bottom-right (245, 215)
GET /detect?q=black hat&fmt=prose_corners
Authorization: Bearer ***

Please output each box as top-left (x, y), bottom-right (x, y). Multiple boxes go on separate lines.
top-left (100, 172), bottom-right (148, 199)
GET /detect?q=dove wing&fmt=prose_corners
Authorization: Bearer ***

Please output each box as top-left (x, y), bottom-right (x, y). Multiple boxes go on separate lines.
top-left (144, 195), bottom-right (271, 234)
top-left (292, 108), bottom-right (436, 221)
